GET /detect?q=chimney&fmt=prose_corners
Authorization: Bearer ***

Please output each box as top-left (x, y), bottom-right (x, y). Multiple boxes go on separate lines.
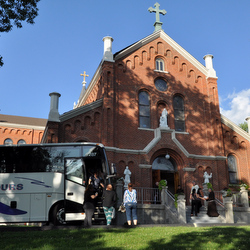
top-left (246, 117), bottom-right (250, 134)
top-left (48, 92), bottom-right (61, 122)
top-left (102, 36), bottom-right (114, 62)
top-left (203, 54), bottom-right (217, 78)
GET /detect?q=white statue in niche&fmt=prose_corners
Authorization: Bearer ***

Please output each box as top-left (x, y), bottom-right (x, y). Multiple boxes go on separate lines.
top-left (124, 166), bottom-right (131, 188)
top-left (160, 108), bottom-right (169, 128)
top-left (203, 171), bottom-right (212, 184)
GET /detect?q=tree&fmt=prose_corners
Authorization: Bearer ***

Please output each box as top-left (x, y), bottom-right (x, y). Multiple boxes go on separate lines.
top-left (0, 0), bottom-right (40, 67)
top-left (239, 121), bottom-right (248, 133)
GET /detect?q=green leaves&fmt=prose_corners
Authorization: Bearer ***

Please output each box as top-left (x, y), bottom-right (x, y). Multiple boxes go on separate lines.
top-left (0, 0), bottom-right (40, 67)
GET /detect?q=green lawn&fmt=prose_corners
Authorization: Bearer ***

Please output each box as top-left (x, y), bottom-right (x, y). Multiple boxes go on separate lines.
top-left (1, 226), bottom-right (250, 250)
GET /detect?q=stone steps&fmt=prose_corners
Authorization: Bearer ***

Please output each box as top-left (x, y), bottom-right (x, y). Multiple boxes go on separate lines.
top-left (186, 206), bottom-right (225, 224)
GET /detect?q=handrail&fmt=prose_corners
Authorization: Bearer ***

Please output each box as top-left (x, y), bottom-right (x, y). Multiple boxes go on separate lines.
top-left (166, 189), bottom-right (175, 201)
top-left (165, 189), bottom-right (177, 214)
top-left (215, 198), bottom-right (224, 208)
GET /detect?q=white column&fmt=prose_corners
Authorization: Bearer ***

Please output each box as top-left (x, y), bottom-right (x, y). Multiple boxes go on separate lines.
top-left (203, 54), bottom-right (217, 78)
top-left (177, 195), bottom-right (187, 223)
top-left (102, 36), bottom-right (114, 62)
top-left (224, 198), bottom-right (234, 223)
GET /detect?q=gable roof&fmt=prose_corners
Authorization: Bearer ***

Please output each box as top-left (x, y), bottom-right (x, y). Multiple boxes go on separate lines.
top-left (0, 114), bottom-right (47, 130)
top-left (114, 30), bottom-right (209, 77)
top-left (77, 30), bottom-right (212, 108)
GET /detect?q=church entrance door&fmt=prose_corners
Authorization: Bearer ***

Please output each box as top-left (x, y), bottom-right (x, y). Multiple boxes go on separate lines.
top-left (152, 156), bottom-right (177, 194)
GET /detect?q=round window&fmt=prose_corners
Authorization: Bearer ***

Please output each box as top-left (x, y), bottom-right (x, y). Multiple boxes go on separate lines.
top-left (155, 79), bottom-right (167, 91)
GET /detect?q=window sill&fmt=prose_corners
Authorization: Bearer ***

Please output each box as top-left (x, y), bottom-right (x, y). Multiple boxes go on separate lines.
top-left (154, 70), bottom-right (169, 74)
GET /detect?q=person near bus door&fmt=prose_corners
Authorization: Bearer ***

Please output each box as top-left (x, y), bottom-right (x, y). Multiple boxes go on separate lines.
top-left (83, 184), bottom-right (98, 227)
top-left (102, 184), bottom-right (116, 226)
top-left (88, 171), bottom-right (104, 195)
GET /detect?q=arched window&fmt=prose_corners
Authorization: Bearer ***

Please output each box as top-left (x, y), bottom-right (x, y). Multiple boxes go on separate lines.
top-left (139, 91), bottom-right (150, 128)
top-left (155, 58), bottom-right (164, 71)
top-left (17, 139), bottom-right (26, 145)
top-left (173, 95), bottom-right (185, 132)
top-left (4, 138), bottom-right (13, 145)
top-left (227, 155), bottom-right (238, 184)
top-left (152, 156), bottom-right (175, 172)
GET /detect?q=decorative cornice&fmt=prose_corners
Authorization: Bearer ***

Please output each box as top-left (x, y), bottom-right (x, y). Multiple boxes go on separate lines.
top-left (115, 30), bottom-right (209, 77)
top-left (60, 99), bottom-right (103, 122)
top-left (76, 62), bottom-right (103, 108)
top-left (139, 164), bottom-right (152, 169)
top-left (221, 113), bottom-right (250, 141)
top-left (0, 123), bottom-right (45, 130)
top-left (183, 168), bottom-right (196, 172)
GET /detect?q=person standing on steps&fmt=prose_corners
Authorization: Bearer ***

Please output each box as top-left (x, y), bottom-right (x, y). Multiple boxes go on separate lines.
top-left (83, 184), bottom-right (98, 227)
top-left (196, 187), bottom-right (204, 213)
top-left (88, 171), bottom-right (104, 195)
top-left (102, 184), bottom-right (116, 226)
top-left (123, 183), bottom-right (137, 226)
top-left (204, 188), bottom-right (219, 217)
top-left (190, 188), bottom-right (198, 216)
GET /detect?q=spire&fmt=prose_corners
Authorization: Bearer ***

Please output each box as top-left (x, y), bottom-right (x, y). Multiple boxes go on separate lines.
top-left (148, 2), bottom-right (167, 32)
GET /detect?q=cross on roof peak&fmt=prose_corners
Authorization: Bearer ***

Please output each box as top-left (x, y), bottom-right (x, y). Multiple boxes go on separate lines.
top-left (148, 2), bottom-right (167, 32)
top-left (80, 71), bottom-right (89, 85)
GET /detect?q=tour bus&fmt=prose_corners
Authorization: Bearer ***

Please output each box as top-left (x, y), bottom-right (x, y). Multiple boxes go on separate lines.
top-left (0, 142), bottom-right (114, 225)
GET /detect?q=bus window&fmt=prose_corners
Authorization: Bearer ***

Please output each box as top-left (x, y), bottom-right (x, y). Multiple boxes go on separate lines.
top-left (65, 158), bottom-right (86, 185)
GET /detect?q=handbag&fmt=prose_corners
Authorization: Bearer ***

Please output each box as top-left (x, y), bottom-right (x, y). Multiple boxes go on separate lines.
top-left (111, 207), bottom-right (116, 218)
top-left (118, 203), bottom-right (126, 213)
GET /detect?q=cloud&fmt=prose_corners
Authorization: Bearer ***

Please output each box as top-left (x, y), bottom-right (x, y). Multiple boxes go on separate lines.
top-left (220, 89), bottom-right (250, 125)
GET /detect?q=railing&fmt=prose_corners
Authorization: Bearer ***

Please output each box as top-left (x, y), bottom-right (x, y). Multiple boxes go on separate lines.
top-left (165, 189), bottom-right (177, 214)
top-left (214, 191), bottom-right (224, 208)
top-left (135, 187), bottom-right (160, 204)
top-left (134, 187), bottom-right (244, 208)
top-left (214, 190), bottom-right (244, 207)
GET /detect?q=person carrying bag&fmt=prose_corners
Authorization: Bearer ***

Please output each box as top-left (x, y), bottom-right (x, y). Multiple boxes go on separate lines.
top-left (123, 183), bottom-right (137, 226)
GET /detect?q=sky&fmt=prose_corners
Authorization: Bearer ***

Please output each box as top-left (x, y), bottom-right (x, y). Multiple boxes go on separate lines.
top-left (0, 0), bottom-right (249, 126)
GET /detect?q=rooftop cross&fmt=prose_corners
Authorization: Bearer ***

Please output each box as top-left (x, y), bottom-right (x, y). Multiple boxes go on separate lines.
top-left (80, 71), bottom-right (89, 83)
top-left (148, 2), bottom-right (167, 32)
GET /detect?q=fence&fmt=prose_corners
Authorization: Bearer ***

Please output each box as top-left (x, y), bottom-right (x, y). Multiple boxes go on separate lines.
top-left (214, 190), bottom-right (245, 207)
top-left (135, 187), bottom-right (160, 204)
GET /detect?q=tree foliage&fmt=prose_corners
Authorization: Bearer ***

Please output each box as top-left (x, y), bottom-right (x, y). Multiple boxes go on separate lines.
top-left (0, 0), bottom-right (40, 66)
top-left (239, 121), bottom-right (248, 132)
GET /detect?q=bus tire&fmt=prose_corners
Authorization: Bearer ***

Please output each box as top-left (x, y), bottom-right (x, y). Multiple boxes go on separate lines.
top-left (53, 203), bottom-right (66, 226)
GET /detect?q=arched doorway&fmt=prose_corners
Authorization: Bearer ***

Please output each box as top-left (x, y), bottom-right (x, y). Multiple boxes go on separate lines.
top-left (152, 155), bottom-right (178, 194)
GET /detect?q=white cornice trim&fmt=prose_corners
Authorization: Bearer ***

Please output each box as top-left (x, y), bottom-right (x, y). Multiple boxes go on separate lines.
top-left (60, 99), bottom-right (103, 122)
top-left (115, 30), bottom-right (209, 77)
top-left (76, 62), bottom-right (103, 108)
top-left (221, 113), bottom-right (250, 141)
top-left (105, 127), bottom-right (226, 161)
top-left (159, 31), bottom-right (209, 76)
top-left (0, 123), bottom-right (45, 130)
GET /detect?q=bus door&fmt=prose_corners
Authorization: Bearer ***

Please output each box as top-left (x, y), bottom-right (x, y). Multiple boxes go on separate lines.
top-left (64, 158), bottom-right (86, 222)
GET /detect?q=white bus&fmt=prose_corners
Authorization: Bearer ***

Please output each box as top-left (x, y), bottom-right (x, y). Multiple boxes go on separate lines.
top-left (0, 142), bottom-right (114, 225)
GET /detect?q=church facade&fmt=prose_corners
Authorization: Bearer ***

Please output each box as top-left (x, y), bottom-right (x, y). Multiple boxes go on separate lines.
top-left (41, 5), bottom-right (250, 197)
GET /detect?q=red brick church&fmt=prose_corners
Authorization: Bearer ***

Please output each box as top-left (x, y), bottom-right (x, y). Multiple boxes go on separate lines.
top-left (42, 3), bottom-right (250, 196)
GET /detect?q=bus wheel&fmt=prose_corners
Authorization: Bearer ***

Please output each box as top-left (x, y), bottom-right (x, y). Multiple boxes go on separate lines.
top-left (53, 203), bottom-right (66, 225)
